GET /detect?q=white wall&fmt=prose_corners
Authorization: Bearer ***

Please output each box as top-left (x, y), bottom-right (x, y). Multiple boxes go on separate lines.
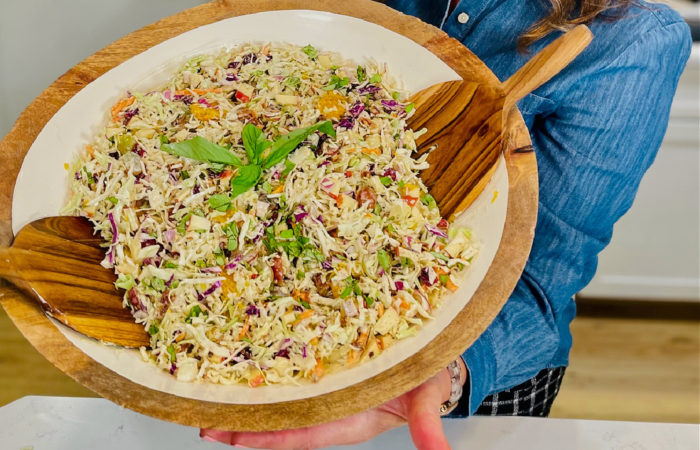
top-left (0, 0), bottom-right (208, 140)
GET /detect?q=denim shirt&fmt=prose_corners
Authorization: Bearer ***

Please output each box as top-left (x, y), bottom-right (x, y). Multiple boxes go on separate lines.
top-left (385, 0), bottom-right (691, 415)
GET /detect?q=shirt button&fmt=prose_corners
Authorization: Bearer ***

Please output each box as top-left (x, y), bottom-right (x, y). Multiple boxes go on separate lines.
top-left (457, 12), bottom-right (470, 24)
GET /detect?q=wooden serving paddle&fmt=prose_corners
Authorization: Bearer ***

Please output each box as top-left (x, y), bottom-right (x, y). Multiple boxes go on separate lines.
top-left (0, 216), bottom-right (150, 347)
top-left (409, 24), bottom-right (592, 218)
top-left (0, 26), bottom-right (591, 349)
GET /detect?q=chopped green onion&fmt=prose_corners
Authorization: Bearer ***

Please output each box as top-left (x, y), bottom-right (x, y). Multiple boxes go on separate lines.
top-left (377, 249), bottom-right (391, 272)
top-left (166, 344), bottom-right (177, 362)
top-left (421, 193), bottom-right (437, 209)
top-left (430, 252), bottom-right (450, 262)
top-left (115, 274), bottom-right (134, 290)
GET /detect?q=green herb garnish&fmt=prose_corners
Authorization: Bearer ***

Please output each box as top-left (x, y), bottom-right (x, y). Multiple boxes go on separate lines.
top-left (357, 65), bottom-right (366, 83)
top-left (302, 44), bottom-right (318, 59)
top-left (208, 193), bottom-right (232, 212)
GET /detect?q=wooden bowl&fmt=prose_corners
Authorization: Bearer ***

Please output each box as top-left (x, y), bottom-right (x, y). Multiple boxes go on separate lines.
top-left (0, 0), bottom-right (537, 431)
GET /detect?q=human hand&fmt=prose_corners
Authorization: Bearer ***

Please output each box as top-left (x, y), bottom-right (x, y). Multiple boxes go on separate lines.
top-left (200, 360), bottom-right (466, 449)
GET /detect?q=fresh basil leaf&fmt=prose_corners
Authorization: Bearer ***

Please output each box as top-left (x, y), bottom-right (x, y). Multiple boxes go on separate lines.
top-left (162, 136), bottom-right (243, 167)
top-left (208, 194), bottom-right (232, 212)
top-left (242, 124), bottom-right (262, 163)
top-left (262, 121), bottom-right (336, 170)
top-left (281, 160), bottom-right (295, 178)
top-left (231, 164), bottom-right (262, 198)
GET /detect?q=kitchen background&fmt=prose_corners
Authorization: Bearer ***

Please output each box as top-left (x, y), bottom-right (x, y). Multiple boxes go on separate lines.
top-left (0, 0), bottom-right (698, 424)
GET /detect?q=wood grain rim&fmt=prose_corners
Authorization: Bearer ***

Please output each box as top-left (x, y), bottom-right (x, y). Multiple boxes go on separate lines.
top-left (0, 0), bottom-right (538, 431)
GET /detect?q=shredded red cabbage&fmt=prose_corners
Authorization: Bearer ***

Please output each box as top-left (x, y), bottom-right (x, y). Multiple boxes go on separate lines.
top-left (425, 224), bottom-right (448, 238)
top-left (198, 280), bottom-right (222, 300)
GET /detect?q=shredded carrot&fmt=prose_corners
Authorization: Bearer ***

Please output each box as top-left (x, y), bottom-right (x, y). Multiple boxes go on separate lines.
top-left (271, 184), bottom-right (285, 194)
top-left (446, 278), bottom-right (459, 292)
top-left (312, 358), bottom-right (324, 380)
top-left (220, 168), bottom-right (233, 179)
top-left (434, 266), bottom-right (449, 275)
top-left (172, 88), bottom-right (223, 96)
top-left (309, 337), bottom-right (319, 346)
top-left (261, 44), bottom-right (270, 56)
top-left (346, 350), bottom-right (360, 365)
top-left (175, 333), bottom-right (186, 342)
top-left (377, 303), bottom-right (385, 317)
top-left (110, 96), bottom-right (135, 121)
top-left (345, 147), bottom-right (357, 154)
top-left (86, 144), bottom-right (95, 158)
top-left (361, 147), bottom-right (381, 156)
top-left (63, 163), bottom-right (69, 170)
top-left (237, 315), bottom-right (250, 340)
top-left (293, 289), bottom-right (310, 303)
top-left (249, 373), bottom-right (265, 388)
top-left (355, 332), bottom-right (369, 348)
top-left (293, 310), bottom-right (314, 326)
top-left (400, 299), bottom-right (411, 310)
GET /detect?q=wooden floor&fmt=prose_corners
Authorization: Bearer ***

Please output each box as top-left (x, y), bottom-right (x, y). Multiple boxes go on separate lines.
top-left (0, 306), bottom-right (698, 423)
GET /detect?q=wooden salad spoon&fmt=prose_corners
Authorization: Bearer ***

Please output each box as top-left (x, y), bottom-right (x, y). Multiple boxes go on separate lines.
top-left (0, 25), bottom-right (592, 348)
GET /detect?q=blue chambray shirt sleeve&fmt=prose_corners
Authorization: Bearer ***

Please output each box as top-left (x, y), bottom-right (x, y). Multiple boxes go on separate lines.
top-left (454, 19), bottom-right (692, 416)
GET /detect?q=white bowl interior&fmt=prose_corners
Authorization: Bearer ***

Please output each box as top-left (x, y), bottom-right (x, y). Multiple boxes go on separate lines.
top-left (12, 10), bottom-right (508, 404)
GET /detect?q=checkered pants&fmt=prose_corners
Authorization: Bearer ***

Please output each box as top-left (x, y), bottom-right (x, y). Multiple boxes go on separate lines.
top-left (474, 367), bottom-right (566, 417)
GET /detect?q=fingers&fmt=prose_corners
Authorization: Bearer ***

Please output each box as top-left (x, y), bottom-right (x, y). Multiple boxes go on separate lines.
top-left (405, 373), bottom-right (452, 450)
top-left (200, 408), bottom-right (405, 449)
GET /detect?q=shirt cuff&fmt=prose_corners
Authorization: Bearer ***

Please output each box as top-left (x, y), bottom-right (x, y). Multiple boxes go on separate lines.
top-left (447, 329), bottom-right (497, 417)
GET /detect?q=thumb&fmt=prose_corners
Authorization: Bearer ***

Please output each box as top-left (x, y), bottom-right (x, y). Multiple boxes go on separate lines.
top-left (405, 375), bottom-right (451, 450)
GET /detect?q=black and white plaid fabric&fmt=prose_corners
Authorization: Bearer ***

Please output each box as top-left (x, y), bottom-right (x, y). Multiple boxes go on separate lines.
top-left (474, 367), bottom-right (566, 417)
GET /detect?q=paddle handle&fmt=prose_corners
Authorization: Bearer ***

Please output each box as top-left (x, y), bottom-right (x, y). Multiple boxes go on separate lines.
top-left (502, 25), bottom-right (593, 112)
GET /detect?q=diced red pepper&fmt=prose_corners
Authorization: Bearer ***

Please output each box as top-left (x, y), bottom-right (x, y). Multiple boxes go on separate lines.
top-left (402, 195), bottom-right (418, 207)
top-left (437, 218), bottom-right (448, 230)
top-left (250, 273), bottom-right (259, 279)
top-left (344, 170), bottom-right (353, 178)
top-left (234, 90), bottom-right (250, 102)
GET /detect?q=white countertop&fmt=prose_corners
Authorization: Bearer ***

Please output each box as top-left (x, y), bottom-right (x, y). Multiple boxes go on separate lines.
top-left (2, 397), bottom-right (697, 450)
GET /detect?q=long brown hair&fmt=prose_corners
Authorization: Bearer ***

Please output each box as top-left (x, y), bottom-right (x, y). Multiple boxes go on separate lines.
top-left (518, 0), bottom-right (633, 50)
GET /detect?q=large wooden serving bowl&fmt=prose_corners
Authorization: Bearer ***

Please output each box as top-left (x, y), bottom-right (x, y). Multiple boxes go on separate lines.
top-left (0, 0), bottom-right (537, 431)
